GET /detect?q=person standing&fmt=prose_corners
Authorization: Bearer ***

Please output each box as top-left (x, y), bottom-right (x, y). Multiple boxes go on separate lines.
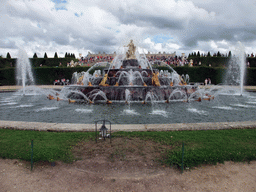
top-left (208, 78), bottom-right (211, 85)
top-left (205, 78), bottom-right (208, 86)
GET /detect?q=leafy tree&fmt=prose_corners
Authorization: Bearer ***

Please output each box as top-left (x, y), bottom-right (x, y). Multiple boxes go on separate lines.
top-left (217, 51), bottom-right (221, 57)
top-left (6, 52), bottom-right (11, 59)
top-left (54, 52), bottom-right (58, 58)
top-left (207, 51), bottom-right (211, 57)
top-left (44, 52), bottom-right (48, 59)
top-left (197, 51), bottom-right (200, 57)
top-left (64, 52), bottom-right (76, 58)
top-left (228, 51), bottom-right (232, 57)
top-left (33, 53), bottom-right (38, 59)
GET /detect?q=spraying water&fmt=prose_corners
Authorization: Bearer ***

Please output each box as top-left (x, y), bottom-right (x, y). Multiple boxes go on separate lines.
top-left (16, 49), bottom-right (35, 94)
top-left (238, 42), bottom-right (246, 95)
top-left (224, 42), bottom-right (246, 95)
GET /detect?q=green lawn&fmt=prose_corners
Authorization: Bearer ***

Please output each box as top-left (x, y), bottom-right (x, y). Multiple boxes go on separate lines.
top-left (0, 129), bottom-right (94, 163)
top-left (0, 128), bottom-right (256, 168)
top-left (104, 129), bottom-right (256, 168)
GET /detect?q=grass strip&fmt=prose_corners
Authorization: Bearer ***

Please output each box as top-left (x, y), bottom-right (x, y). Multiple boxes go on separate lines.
top-left (113, 128), bottom-right (256, 168)
top-left (0, 128), bottom-right (256, 168)
top-left (0, 129), bottom-right (94, 163)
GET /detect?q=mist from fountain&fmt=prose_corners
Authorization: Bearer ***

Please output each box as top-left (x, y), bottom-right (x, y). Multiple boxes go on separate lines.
top-left (145, 91), bottom-right (168, 117)
top-left (89, 90), bottom-right (108, 103)
top-left (116, 69), bottom-right (146, 86)
top-left (70, 62), bottom-right (108, 86)
top-left (224, 42), bottom-right (246, 95)
top-left (82, 72), bottom-right (91, 86)
top-left (16, 49), bottom-right (35, 95)
top-left (71, 72), bottom-right (78, 84)
top-left (168, 89), bottom-right (187, 102)
top-left (70, 90), bottom-right (91, 102)
top-left (125, 89), bottom-right (131, 105)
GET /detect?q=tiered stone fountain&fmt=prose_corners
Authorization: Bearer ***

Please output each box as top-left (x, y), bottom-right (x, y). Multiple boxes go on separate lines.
top-left (66, 40), bottom-right (198, 103)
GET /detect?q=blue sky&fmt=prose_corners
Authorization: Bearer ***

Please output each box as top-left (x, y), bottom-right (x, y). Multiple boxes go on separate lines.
top-left (152, 35), bottom-right (173, 44)
top-left (51, 0), bottom-right (68, 10)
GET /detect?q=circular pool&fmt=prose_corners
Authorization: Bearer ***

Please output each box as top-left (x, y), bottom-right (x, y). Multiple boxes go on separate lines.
top-left (1, 88), bottom-right (256, 124)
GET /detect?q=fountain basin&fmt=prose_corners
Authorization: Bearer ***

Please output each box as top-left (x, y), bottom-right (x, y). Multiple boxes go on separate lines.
top-left (1, 90), bottom-right (256, 124)
top-left (66, 85), bottom-right (198, 102)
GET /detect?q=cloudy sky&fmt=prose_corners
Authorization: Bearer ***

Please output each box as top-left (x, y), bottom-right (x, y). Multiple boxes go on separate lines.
top-left (1, 0), bottom-right (256, 58)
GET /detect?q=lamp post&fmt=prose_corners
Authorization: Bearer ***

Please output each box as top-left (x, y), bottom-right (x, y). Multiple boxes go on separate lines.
top-left (99, 121), bottom-right (108, 140)
top-left (95, 119), bottom-right (111, 144)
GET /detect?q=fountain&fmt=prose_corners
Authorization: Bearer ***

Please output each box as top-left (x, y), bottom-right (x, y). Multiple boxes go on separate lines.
top-left (16, 49), bottom-right (35, 95)
top-left (66, 40), bottom-right (198, 103)
top-left (224, 42), bottom-right (246, 95)
top-left (0, 41), bottom-right (255, 125)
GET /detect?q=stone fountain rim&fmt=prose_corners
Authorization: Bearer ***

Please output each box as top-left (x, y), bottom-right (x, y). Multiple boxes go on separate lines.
top-left (0, 120), bottom-right (256, 132)
top-left (1, 85), bottom-right (256, 92)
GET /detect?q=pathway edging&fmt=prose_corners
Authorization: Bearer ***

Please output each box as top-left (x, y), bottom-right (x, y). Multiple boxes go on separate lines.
top-left (0, 120), bottom-right (255, 132)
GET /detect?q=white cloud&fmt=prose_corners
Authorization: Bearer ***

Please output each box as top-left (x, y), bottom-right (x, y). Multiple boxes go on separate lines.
top-left (0, 0), bottom-right (256, 58)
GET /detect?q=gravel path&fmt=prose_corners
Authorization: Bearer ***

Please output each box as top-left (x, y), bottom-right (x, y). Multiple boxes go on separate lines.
top-left (1, 159), bottom-right (256, 192)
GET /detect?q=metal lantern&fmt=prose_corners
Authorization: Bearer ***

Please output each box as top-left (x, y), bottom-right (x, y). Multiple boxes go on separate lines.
top-left (95, 119), bottom-right (111, 143)
top-left (99, 122), bottom-right (108, 139)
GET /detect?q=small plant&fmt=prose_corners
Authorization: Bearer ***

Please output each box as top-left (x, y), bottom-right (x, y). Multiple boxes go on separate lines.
top-left (49, 158), bottom-right (54, 163)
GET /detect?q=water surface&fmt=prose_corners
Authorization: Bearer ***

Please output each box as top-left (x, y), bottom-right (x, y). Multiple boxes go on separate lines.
top-left (1, 91), bottom-right (256, 124)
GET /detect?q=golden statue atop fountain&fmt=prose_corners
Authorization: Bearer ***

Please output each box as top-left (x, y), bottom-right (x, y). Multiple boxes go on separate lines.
top-left (124, 39), bottom-right (136, 60)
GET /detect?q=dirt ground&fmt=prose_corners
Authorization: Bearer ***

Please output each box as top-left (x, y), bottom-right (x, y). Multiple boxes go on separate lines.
top-left (1, 137), bottom-right (256, 192)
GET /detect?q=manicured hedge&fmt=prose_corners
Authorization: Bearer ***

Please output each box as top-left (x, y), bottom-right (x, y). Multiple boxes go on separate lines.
top-left (188, 56), bottom-right (256, 68)
top-left (0, 58), bottom-right (16, 68)
top-left (247, 58), bottom-right (256, 68)
top-left (0, 66), bottom-right (256, 86)
top-left (0, 58), bottom-right (78, 68)
top-left (158, 66), bottom-right (226, 84)
top-left (0, 68), bottom-right (16, 85)
top-left (188, 56), bottom-right (229, 67)
top-left (34, 67), bottom-right (90, 85)
top-left (30, 58), bottom-right (79, 67)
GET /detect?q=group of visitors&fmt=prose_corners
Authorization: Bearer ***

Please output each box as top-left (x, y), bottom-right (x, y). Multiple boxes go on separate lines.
top-left (53, 79), bottom-right (70, 85)
top-left (147, 55), bottom-right (188, 67)
top-left (78, 56), bottom-right (114, 66)
top-left (77, 54), bottom-right (189, 67)
top-left (204, 78), bottom-right (211, 85)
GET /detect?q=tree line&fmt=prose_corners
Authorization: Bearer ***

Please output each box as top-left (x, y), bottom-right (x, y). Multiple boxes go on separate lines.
top-left (188, 50), bottom-right (256, 58)
top-left (2, 50), bottom-right (256, 68)
top-left (1, 52), bottom-right (76, 59)
top-left (188, 51), bottom-right (233, 58)
top-left (0, 52), bottom-right (79, 68)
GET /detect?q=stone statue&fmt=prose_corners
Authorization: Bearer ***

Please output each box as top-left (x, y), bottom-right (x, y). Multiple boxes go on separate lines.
top-left (124, 39), bottom-right (136, 59)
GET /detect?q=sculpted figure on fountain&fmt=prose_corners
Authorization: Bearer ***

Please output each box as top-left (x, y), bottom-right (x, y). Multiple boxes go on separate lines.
top-left (124, 39), bottom-right (136, 60)
top-left (99, 74), bottom-right (109, 86)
